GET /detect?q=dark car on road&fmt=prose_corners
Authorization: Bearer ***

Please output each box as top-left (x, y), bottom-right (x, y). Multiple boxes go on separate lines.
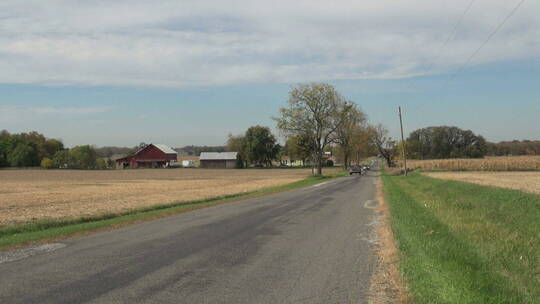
top-left (349, 165), bottom-right (363, 175)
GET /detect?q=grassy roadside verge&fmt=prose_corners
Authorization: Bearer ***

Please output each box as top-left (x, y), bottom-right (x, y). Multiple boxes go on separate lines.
top-left (382, 172), bottom-right (540, 303)
top-left (1, 171), bottom-right (346, 250)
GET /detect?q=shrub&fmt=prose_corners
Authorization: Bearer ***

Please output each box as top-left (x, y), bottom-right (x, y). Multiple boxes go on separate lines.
top-left (95, 158), bottom-right (107, 170)
top-left (40, 157), bottom-right (55, 169)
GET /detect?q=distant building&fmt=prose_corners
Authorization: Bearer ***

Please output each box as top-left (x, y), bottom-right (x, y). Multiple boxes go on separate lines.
top-left (116, 144), bottom-right (178, 169)
top-left (322, 151), bottom-right (337, 165)
top-left (199, 152), bottom-right (239, 169)
top-left (280, 156), bottom-right (308, 167)
top-left (280, 151), bottom-right (335, 167)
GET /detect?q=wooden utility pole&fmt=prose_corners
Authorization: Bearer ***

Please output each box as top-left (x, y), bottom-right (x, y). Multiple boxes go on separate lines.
top-left (399, 106), bottom-right (408, 176)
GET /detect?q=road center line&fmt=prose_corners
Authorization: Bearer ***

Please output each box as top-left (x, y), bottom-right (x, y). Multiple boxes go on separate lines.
top-left (313, 181), bottom-right (330, 188)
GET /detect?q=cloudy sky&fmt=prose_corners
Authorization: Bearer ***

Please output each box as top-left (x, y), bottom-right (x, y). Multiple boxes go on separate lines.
top-left (1, 0), bottom-right (539, 147)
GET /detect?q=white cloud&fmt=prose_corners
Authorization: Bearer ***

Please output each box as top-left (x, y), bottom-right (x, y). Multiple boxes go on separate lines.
top-left (0, 0), bottom-right (538, 87)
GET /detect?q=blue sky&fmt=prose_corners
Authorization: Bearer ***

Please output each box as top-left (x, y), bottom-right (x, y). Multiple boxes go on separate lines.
top-left (0, 0), bottom-right (539, 147)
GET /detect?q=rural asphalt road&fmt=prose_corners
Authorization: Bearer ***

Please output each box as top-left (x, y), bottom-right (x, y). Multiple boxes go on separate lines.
top-left (1, 168), bottom-right (380, 304)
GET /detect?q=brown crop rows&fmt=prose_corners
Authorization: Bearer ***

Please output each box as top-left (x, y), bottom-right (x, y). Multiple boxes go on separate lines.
top-left (0, 168), bottom-right (337, 226)
top-left (404, 156), bottom-right (540, 171)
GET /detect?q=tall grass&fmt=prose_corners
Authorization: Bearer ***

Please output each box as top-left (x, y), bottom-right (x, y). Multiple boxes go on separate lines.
top-left (403, 156), bottom-right (540, 171)
top-left (383, 172), bottom-right (540, 303)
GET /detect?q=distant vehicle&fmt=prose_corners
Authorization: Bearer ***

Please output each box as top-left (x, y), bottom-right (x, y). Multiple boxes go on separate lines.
top-left (349, 165), bottom-right (362, 175)
top-left (167, 161), bottom-right (181, 168)
top-left (362, 165), bottom-right (370, 171)
top-left (182, 160), bottom-right (195, 168)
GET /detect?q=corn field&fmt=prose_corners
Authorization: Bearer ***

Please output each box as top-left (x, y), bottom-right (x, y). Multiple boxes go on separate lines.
top-left (401, 156), bottom-right (540, 171)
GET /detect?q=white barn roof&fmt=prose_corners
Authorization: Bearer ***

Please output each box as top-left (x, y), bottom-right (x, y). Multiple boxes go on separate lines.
top-left (199, 152), bottom-right (238, 160)
top-left (153, 144), bottom-right (177, 155)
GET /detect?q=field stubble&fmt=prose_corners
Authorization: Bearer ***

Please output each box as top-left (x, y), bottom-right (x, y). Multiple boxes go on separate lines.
top-left (0, 168), bottom-right (338, 226)
top-left (424, 171), bottom-right (540, 195)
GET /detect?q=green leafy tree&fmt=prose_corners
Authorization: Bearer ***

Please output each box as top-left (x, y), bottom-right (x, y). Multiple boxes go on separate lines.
top-left (0, 130), bottom-right (64, 167)
top-left (487, 140), bottom-right (540, 156)
top-left (95, 158), bottom-right (107, 170)
top-left (275, 83), bottom-right (343, 175)
top-left (8, 144), bottom-right (39, 167)
top-left (42, 139), bottom-right (64, 159)
top-left (68, 145), bottom-right (98, 169)
top-left (16, 131), bottom-right (47, 160)
top-left (226, 134), bottom-right (247, 168)
top-left (284, 134), bottom-right (313, 166)
top-left (0, 130), bottom-right (16, 167)
top-left (244, 126), bottom-right (279, 167)
top-left (53, 150), bottom-right (71, 168)
top-left (273, 143), bottom-right (283, 166)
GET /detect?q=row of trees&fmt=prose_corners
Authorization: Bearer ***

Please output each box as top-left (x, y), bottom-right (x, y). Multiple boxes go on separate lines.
top-left (406, 126), bottom-right (487, 159)
top-left (45, 145), bottom-right (112, 169)
top-left (0, 130), bottom-right (64, 167)
top-left (0, 130), bottom-right (113, 169)
top-left (223, 120), bottom-right (500, 171)
top-left (360, 124), bottom-right (492, 168)
top-left (487, 140), bottom-right (540, 156)
top-left (369, 125), bottom-right (489, 167)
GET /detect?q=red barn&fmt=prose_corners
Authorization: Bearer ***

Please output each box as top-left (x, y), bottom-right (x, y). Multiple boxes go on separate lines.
top-left (116, 144), bottom-right (178, 169)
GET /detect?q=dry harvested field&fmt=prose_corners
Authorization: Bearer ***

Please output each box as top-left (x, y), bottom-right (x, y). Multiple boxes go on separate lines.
top-left (406, 156), bottom-right (540, 171)
top-left (0, 168), bottom-right (339, 226)
top-left (424, 171), bottom-right (540, 195)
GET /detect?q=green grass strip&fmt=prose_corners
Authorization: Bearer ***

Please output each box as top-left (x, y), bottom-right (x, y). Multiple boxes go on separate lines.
top-left (0, 171), bottom-right (346, 249)
top-left (382, 172), bottom-right (540, 303)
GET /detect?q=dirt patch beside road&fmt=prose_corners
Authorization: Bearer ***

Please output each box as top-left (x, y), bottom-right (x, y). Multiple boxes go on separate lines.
top-left (369, 175), bottom-right (409, 304)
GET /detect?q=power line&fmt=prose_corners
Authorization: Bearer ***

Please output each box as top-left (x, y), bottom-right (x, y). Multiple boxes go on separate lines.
top-left (421, 0), bottom-right (477, 76)
top-left (449, 0), bottom-right (526, 77)
top-left (406, 0), bottom-right (477, 112)
top-left (409, 0), bottom-right (526, 112)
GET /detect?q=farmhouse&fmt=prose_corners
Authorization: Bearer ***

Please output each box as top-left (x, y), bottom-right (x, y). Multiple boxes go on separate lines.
top-left (199, 152), bottom-right (238, 169)
top-left (116, 144), bottom-right (178, 169)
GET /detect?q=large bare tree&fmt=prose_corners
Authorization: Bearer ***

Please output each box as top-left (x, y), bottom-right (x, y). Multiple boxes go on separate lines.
top-left (275, 83), bottom-right (342, 175)
top-left (332, 101), bottom-right (367, 169)
top-left (370, 124), bottom-right (396, 167)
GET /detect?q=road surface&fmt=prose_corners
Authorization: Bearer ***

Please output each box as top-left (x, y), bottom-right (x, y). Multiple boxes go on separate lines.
top-left (1, 169), bottom-right (379, 304)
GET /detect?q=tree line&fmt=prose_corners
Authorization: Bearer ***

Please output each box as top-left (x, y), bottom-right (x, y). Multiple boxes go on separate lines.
top-left (406, 126), bottom-right (487, 159)
top-left (176, 145), bottom-right (225, 156)
top-left (0, 130), bottom-right (114, 169)
top-left (486, 140), bottom-right (540, 156)
top-left (0, 130), bottom-right (64, 168)
top-left (370, 125), bottom-right (490, 166)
